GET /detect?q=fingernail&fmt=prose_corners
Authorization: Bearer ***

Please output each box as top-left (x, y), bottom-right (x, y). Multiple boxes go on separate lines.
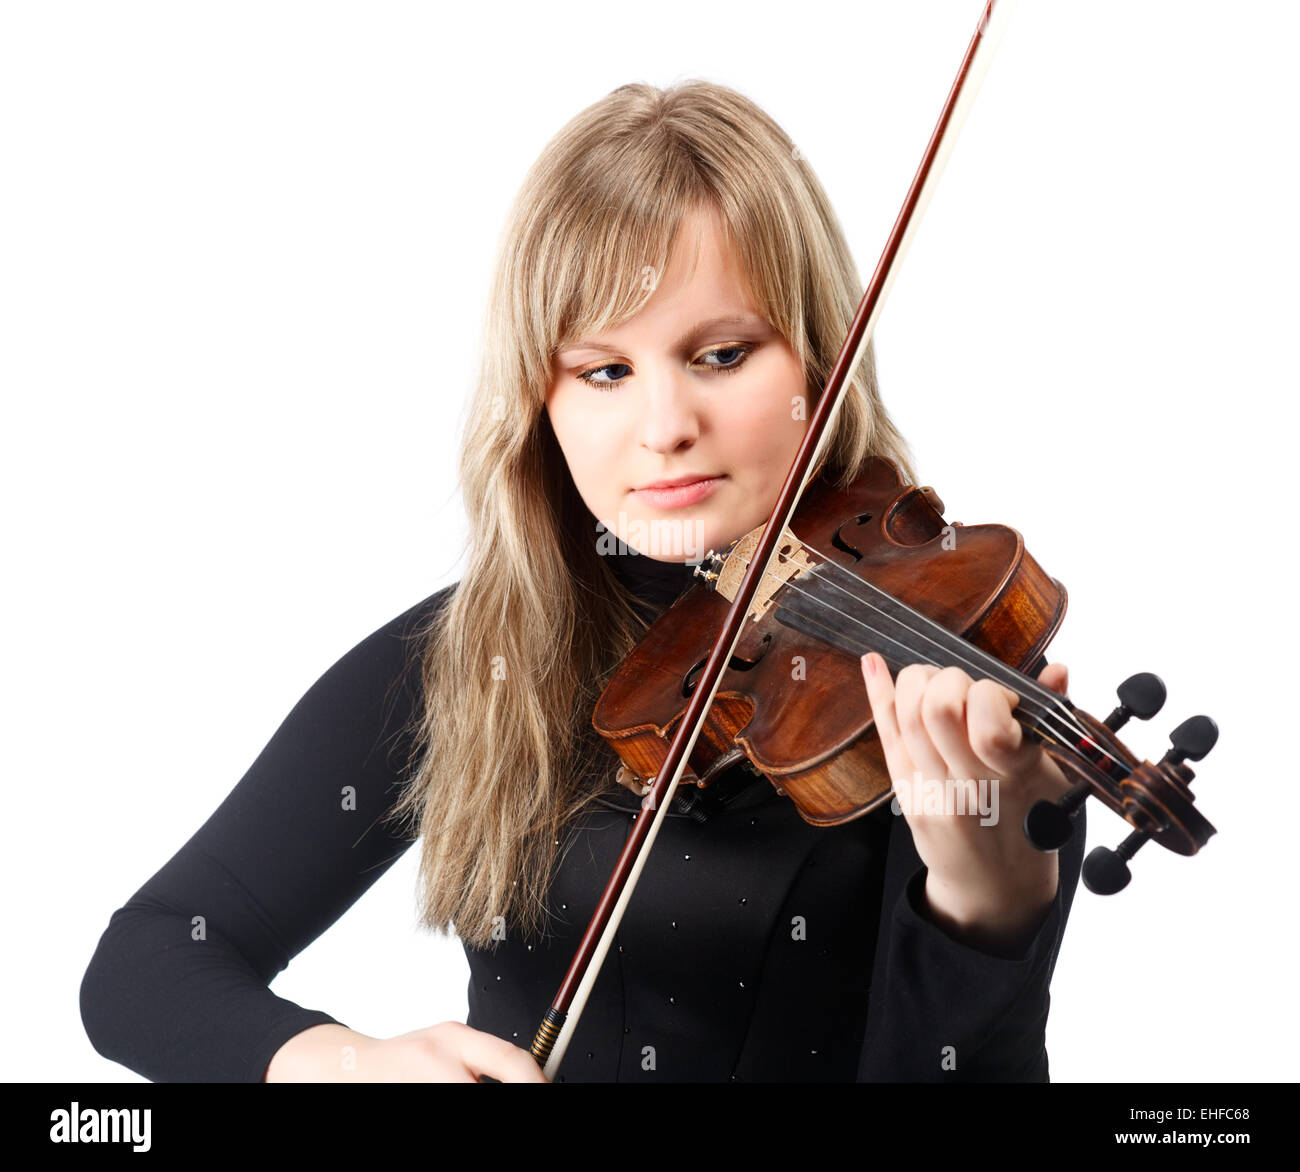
top-left (864, 653), bottom-right (876, 678)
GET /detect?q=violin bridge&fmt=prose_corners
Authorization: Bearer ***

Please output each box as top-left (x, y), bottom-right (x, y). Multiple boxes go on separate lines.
top-left (711, 525), bottom-right (818, 622)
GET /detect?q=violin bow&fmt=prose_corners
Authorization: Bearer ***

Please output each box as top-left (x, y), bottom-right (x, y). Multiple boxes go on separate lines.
top-left (529, 0), bottom-right (1018, 1079)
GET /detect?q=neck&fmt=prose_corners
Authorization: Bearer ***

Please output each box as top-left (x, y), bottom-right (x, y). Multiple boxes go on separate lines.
top-left (606, 547), bottom-right (699, 611)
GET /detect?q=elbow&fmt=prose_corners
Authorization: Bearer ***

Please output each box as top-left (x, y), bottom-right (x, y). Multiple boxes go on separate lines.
top-left (79, 925), bottom-right (124, 1066)
top-left (79, 908), bottom-right (153, 1074)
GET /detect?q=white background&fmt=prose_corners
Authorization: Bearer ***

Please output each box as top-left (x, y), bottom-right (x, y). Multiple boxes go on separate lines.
top-left (4, 0), bottom-right (1296, 1083)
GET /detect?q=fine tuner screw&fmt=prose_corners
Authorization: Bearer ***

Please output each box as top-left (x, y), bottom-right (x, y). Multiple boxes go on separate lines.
top-left (1024, 673), bottom-right (1168, 853)
top-left (693, 550), bottom-right (724, 582)
top-left (1081, 714), bottom-right (1219, 895)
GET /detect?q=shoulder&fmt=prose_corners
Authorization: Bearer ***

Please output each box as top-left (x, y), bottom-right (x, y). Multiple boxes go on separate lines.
top-left (384, 582), bottom-right (459, 643)
top-left (371, 582), bottom-right (460, 688)
top-left (293, 584), bottom-right (460, 732)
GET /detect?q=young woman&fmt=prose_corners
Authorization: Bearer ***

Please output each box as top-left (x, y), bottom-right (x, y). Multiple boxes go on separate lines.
top-left (80, 79), bottom-right (1081, 1083)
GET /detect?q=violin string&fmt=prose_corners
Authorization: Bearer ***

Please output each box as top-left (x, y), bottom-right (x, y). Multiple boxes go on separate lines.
top-left (720, 548), bottom-right (1122, 776)
top-left (741, 552), bottom-right (1114, 774)
top-left (751, 548), bottom-right (1113, 768)
top-left (746, 548), bottom-right (1122, 774)
top-left (771, 570), bottom-right (1092, 762)
top-left (774, 579), bottom-right (1090, 764)
top-left (809, 554), bottom-right (1082, 732)
top-left (722, 548), bottom-right (1060, 721)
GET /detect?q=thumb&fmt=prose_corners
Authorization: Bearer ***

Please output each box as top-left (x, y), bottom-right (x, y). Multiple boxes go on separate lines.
top-left (1037, 661), bottom-right (1069, 696)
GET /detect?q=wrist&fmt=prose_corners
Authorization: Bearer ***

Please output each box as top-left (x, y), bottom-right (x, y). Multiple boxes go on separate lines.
top-left (920, 862), bottom-right (1058, 958)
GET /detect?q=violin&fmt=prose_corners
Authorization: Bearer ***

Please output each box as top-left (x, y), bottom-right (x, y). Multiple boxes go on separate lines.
top-left (595, 454), bottom-right (1217, 875)
top-left (527, 0), bottom-right (1218, 1077)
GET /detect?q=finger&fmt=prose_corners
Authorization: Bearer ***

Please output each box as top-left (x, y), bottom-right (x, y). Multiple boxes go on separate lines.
top-left (965, 676), bottom-right (1041, 780)
top-left (1037, 661), bottom-right (1068, 696)
top-left (861, 652), bottom-right (916, 792)
top-left (892, 662), bottom-right (949, 790)
top-left (861, 652), bottom-right (900, 742)
top-left (463, 1033), bottom-right (550, 1084)
top-left (918, 666), bottom-right (997, 788)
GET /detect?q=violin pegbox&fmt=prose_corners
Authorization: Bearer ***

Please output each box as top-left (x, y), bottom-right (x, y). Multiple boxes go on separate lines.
top-left (1024, 672), bottom-right (1218, 894)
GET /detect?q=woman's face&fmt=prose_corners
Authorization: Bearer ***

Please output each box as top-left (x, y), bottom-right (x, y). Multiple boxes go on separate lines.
top-left (545, 205), bottom-right (810, 563)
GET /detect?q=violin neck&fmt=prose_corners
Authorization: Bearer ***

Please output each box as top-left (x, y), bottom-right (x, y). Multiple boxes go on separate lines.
top-left (775, 566), bottom-right (1058, 700)
top-left (772, 564), bottom-right (1077, 750)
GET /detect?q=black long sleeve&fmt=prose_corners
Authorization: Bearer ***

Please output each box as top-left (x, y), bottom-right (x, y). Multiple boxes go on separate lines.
top-left (79, 587), bottom-right (449, 1082)
top-left (856, 800), bottom-right (1084, 1081)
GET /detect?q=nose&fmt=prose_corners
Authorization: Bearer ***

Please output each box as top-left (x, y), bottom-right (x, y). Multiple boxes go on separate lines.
top-left (637, 364), bottom-right (701, 455)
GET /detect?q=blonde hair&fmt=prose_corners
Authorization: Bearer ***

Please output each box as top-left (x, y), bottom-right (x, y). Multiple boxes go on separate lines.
top-left (385, 79), bottom-right (916, 948)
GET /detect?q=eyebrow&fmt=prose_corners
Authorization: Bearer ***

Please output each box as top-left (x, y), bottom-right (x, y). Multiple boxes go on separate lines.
top-left (556, 313), bottom-right (769, 356)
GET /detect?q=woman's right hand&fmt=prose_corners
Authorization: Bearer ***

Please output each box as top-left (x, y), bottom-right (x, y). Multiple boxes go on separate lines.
top-left (264, 1021), bottom-right (550, 1083)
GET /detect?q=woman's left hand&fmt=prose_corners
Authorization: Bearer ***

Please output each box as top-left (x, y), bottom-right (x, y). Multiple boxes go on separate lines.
top-left (860, 652), bottom-right (1074, 956)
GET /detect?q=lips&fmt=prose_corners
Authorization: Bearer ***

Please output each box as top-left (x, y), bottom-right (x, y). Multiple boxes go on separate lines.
top-left (632, 475), bottom-right (724, 510)
top-left (636, 474), bottom-right (719, 491)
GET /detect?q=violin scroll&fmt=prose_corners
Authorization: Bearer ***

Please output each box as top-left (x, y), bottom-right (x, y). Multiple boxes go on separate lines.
top-left (1025, 671), bottom-right (1219, 893)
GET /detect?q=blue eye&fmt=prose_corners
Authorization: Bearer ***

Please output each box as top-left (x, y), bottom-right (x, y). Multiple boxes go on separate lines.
top-left (576, 344), bottom-right (755, 391)
top-left (700, 346), bottom-right (749, 371)
top-left (576, 362), bottom-right (633, 388)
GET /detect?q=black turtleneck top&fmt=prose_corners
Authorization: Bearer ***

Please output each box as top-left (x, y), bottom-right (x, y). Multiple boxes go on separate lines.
top-left (79, 551), bottom-right (1083, 1082)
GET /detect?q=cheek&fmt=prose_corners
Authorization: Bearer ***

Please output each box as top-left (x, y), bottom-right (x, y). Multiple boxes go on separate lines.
top-left (723, 381), bottom-right (807, 467)
top-left (552, 386), bottom-right (615, 442)
top-left (548, 391), bottom-right (620, 499)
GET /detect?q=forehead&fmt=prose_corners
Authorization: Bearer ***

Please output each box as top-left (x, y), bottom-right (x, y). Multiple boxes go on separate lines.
top-left (555, 209), bottom-right (761, 354)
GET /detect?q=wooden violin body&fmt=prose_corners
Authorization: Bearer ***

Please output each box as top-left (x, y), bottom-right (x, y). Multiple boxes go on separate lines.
top-left (593, 456), bottom-right (1068, 826)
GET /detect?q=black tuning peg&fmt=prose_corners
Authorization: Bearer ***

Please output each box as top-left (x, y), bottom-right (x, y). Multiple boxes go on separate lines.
top-left (1024, 781), bottom-right (1090, 852)
top-left (1162, 715), bottom-right (1218, 765)
top-left (1083, 828), bottom-right (1147, 894)
top-left (1104, 672), bottom-right (1166, 731)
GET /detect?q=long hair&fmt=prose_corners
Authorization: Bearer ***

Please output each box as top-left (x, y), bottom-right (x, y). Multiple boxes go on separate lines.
top-left (384, 79), bottom-right (916, 948)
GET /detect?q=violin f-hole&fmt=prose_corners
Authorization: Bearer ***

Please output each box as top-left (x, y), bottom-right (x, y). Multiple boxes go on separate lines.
top-left (830, 512), bottom-right (873, 561)
top-left (682, 634), bottom-right (772, 697)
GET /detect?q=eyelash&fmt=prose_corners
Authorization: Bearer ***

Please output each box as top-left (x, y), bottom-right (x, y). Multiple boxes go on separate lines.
top-left (575, 344), bottom-right (756, 391)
